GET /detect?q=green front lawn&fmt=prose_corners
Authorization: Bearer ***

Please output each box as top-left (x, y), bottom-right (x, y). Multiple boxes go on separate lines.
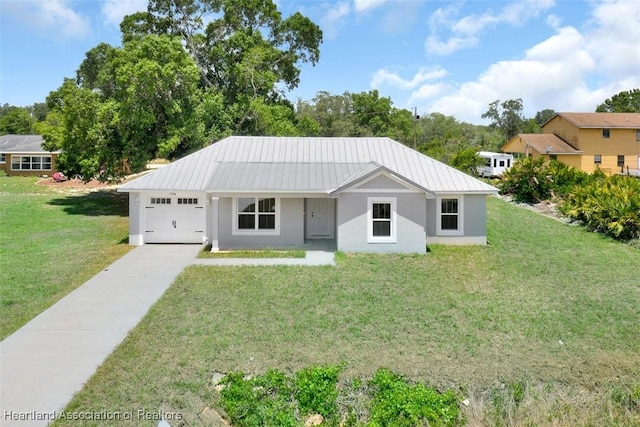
top-left (54, 197), bottom-right (640, 426)
top-left (0, 175), bottom-right (131, 339)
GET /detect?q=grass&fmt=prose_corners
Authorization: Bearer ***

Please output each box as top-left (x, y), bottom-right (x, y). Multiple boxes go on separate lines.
top-left (52, 196), bottom-right (640, 426)
top-left (198, 245), bottom-right (306, 258)
top-left (0, 174), bottom-right (131, 339)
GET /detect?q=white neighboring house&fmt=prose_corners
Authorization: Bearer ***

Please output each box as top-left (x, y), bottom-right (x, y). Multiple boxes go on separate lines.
top-left (476, 151), bottom-right (514, 178)
top-left (118, 136), bottom-right (498, 253)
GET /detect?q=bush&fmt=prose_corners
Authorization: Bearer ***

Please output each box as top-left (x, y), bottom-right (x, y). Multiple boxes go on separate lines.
top-left (450, 147), bottom-right (483, 176)
top-left (500, 158), bottom-right (598, 202)
top-left (368, 368), bottom-right (461, 427)
top-left (545, 160), bottom-right (595, 198)
top-left (219, 366), bottom-right (462, 426)
top-left (499, 157), bottom-right (553, 202)
top-left (560, 175), bottom-right (640, 240)
top-left (295, 364), bottom-right (341, 420)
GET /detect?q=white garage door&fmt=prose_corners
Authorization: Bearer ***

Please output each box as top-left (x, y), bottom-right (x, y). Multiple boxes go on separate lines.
top-left (145, 196), bottom-right (205, 243)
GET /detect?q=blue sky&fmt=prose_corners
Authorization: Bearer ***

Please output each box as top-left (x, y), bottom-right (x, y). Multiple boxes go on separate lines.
top-left (1, 0), bottom-right (639, 124)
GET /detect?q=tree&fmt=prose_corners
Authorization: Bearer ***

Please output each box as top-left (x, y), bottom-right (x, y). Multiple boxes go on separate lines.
top-left (481, 98), bottom-right (524, 141)
top-left (596, 88), bottom-right (640, 113)
top-left (534, 109), bottom-right (556, 126)
top-left (45, 35), bottom-right (209, 180)
top-left (0, 107), bottom-right (34, 134)
top-left (450, 147), bottom-right (483, 175)
top-left (111, 35), bottom-right (204, 160)
top-left (129, 0), bottom-right (323, 134)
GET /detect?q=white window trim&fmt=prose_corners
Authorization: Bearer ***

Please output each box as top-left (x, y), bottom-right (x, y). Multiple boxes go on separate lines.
top-left (367, 197), bottom-right (397, 243)
top-left (232, 196), bottom-right (280, 236)
top-left (436, 195), bottom-right (464, 236)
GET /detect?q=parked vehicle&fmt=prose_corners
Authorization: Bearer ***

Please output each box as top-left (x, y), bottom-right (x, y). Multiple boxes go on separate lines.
top-left (477, 151), bottom-right (514, 178)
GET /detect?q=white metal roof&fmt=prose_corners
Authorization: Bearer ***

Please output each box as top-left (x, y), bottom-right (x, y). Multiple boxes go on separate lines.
top-left (119, 136), bottom-right (498, 194)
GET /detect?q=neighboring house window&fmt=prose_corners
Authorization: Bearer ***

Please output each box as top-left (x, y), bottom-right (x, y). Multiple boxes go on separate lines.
top-left (437, 196), bottom-right (464, 236)
top-left (594, 155), bottom-right (602, 164)
top-left (636, 130), bottom-right (640, 141)
top-left (234, 197), bottom-right (279, 234)
top-left (0, 153), bottom-right (5, 163)
top-left (617, 155), bottom-right (625, 167)
top-left (602, 129), bottom-right (610, 138)
top-left (11, 155), bottom-right (52, 171)
top-left (550, 154), bottom-right (558, 161)
top-left (367, 197), bottom-right (396, 243)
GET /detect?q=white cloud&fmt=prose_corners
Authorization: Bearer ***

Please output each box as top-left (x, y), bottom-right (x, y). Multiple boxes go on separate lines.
top-left (371, 67), bottom-right (447, 90)
top-left (3, 0), bottom-right (90, 40)
top-left (354, 0), bottom-right (388, 13)
top-left (425, 35), bottom-right (478, 56)
top-left (408, 82), bottom-right (450, 105)
top-left (321, 2), bottom-right (351, 39)
top-left (546, 14), bottom-right (561, 28)
top-left (585, 0), bottom-right (640, 80)
top-left (427, 0), bottom-right (555, 55)
top-left (398, 0), bottom-right (640, 123)
top-left (102, 0), bottom-right (148, 28)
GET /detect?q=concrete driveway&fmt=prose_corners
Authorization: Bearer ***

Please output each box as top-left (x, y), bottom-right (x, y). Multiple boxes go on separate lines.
top-left (0, 245), bottom-right (202, 427)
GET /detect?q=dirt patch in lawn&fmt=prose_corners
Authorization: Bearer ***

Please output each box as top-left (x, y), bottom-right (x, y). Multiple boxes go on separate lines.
top-left (36, 171), bottom-right (151, 195)
top-left (36, 177), bottom-right (117, 195)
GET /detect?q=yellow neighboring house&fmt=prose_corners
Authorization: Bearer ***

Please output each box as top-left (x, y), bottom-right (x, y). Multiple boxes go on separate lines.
top-left (503, 112), bottom-right (640, 176)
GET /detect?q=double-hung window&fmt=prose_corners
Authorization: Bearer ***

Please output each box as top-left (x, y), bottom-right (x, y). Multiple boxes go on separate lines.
top-left (235, 197), bottom-right (279, 234)
top-left (602, 128), bottom-right (610, 138)
top-left (437, 196), bottom-right (464, 236)
top-left (367, 197), bottom-right (396, 243)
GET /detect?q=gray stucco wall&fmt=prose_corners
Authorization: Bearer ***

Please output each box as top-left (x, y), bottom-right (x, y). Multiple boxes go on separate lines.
top-left (357, 175), bottom-right (410, 190)
top-left (463, 194), bottom-right (487, 237)
top-left (426, 194), bottom-right (488, 244)
top-left (217, 197), bottom-right (304, 249)
top-left (336, 192), bottom-right (427, 253)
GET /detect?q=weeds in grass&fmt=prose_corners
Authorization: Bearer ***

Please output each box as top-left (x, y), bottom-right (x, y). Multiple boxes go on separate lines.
top-left (219, 366), bottom-right (461, 427)
top-left (368, 368), bottom-right (461, 427)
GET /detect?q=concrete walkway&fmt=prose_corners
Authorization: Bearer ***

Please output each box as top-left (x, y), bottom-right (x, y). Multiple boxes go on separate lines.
top-left (192, 250), bottom-right (336, 266)
top-left (0, 246), bottom-right (334, 427)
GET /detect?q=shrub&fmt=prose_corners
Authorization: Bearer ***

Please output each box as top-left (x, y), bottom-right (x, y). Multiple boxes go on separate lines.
top-left (450, 147), bottom-right (483, 176)
top-left (295, 364), bottom-right (341, 421)
top-left (500, 158), bottom-right (601, 203)
top-left (219, 366), bottom-right (462, 426)
top-left (368, 368), bottom-right (461, 427)
top-left (560, 175), bottom-right (640, 240)
top-left (499, 156), bottom-right (553, 202)
top-left (545, 160), bottom-right (595, 198)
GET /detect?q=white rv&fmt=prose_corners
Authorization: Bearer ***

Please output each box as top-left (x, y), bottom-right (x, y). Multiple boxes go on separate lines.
top-left (477, 151), bottom-right (514, 178)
